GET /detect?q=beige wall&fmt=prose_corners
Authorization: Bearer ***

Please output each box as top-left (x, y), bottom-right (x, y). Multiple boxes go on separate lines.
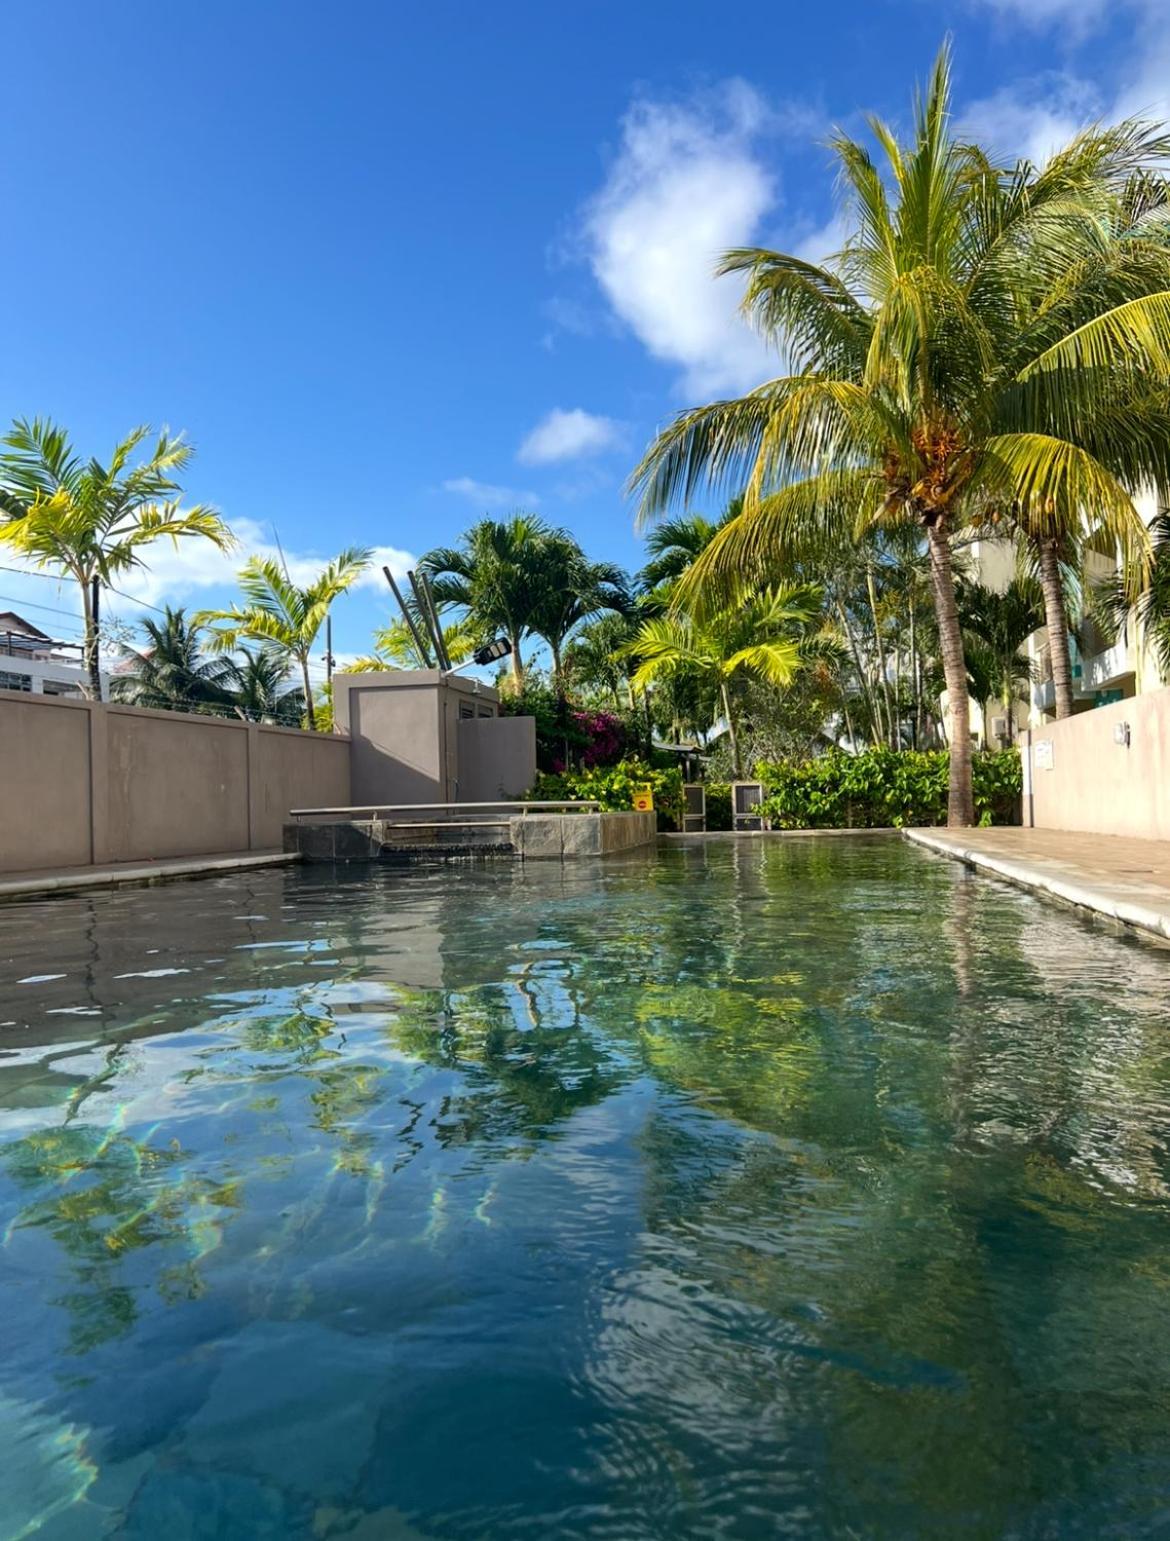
top-left (0, 690), bottom-right (350, 873)
top-left (1025, 686), bottom-right (1170, 839)
top-left (457, 716), bottom-right (536, 801)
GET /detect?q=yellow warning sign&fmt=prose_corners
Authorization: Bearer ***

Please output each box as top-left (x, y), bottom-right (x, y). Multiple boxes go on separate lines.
top-left (632, 784), bottom-right (655, 813)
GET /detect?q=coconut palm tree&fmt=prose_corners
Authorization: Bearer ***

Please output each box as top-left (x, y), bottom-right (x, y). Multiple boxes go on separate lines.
top-left (628, 584), bottom-right (826, 777)
top-left (958, 579), bottom-right (1043, 741)
top-left (420, 514), bottom-right (550, 693)
top-left (629, 48), bottom-right (1170, 824)
top-left (223, 648), bottom-right (307, 724)
top-left (198, 549), bottom-right (370, 730)
top-left (0, 418), bottom-right (234, 699)
top-left (112, 607), bottom-right (236, 713)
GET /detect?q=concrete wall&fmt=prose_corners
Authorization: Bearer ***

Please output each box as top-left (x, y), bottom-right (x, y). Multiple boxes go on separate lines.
top-left (1024, 686), bottom-right (1170, 839)
top-left (457, 716), bottom-right (536, 801)
top-left (0, 689), bottom-right (350, 873)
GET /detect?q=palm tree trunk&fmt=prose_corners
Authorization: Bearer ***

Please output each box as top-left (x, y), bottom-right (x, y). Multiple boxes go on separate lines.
top-left (909, 597), bottom-right (919, 748)
top-left (81, 576), bottom-right (104, 702)
top-left (1037, 536), bottom-right (1074, 720)
top-left (865, 565), bottom-right (893, 744)
top-left (509, 636), bottom-right (524, 695)
top-left (301, 652), bottom-right (316, 731)
top-left (835, 599), bottom-right (880, 745)
top-left (720, 679), bottom-right (742, 778)
top-left (926, 521), bottom-right (973, 826)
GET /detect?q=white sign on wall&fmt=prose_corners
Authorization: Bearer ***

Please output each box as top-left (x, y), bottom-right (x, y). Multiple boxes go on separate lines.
top-left (1033, 739), bottom-right (1054, 771)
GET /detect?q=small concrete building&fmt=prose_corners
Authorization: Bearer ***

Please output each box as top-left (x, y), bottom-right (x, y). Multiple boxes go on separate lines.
top-left (331, 669), bottom-right (536, 805)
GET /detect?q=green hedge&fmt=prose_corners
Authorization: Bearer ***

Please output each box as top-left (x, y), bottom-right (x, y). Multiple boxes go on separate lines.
top-left (529, 758), bottom-right (685, 831)
top-left (755, 748), bottom-right (1022, 829)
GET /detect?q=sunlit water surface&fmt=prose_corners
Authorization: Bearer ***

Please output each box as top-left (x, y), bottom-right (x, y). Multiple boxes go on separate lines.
top-left (3, 838), bottom-right (1170, 1539)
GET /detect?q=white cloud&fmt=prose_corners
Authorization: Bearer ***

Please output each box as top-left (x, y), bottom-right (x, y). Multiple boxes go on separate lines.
top-left (517, 408), bottom-right (624, 465)
top-left (972, 0), bottom-right (1112, 30)
top-left (441, 476), bottom-right (540, 508)
top-left (581, 81), bottom-right (787, 396)
top-left (964, 0), bottom-right (1170, 134)
top-left (957, 74), bottom-right (1103, 162)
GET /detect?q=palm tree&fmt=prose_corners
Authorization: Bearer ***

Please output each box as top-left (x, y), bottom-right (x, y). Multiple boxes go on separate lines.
top-left (528, 534), bottom-right (629, 688)
top-left (628, 584), bottom-right (826, 777)
top-left (565, 612), bottom-right (642, 708)
top-left (0, 418), bottom-right (234, 699)
top-left (1000, 172), bottom-right (1170, 718)
top-left (420, 514), bottom-right (550, 693)
top-left (197, 549), bottom-right (370, 730)
top-left (351, 614), bottom-right (476, 671)
top-left (958, 579), bottom-right (1043, 741)
top-left (223, 648), bottom-right (307, 724)
top-left (112, 607), bottom-right (236, 713)
top-left (639, 501), bottom-right (739, 593)
top-left (630, 48), bottom-right (1170, 824)
top-left (1096, 508), bottom-right (1170, 675)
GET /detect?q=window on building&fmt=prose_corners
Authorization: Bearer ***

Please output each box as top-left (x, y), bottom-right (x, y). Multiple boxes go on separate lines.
top-left (41, 680), bottom-right (82, 698)
top-left (0, 670), bottom-right (32, 692)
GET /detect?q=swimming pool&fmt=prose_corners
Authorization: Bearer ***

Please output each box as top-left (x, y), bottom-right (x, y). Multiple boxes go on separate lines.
top-left (3, 837), bottom-right (1170, 1538)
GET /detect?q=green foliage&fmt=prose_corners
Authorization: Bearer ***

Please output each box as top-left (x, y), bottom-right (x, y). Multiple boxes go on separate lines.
top-left (529, 757), bottom-right (686, 831)
top-left (703, 781), bottom-right (733, 831)
top-left (757, 749), bottom-right (1022, 830)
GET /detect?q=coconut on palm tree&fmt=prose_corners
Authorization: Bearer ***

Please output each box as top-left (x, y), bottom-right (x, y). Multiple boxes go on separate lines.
top-left (630, 48), bottom-right (1170, 824)
top-left (198, 548), bottom-right (370, 730)
top-left (0, 418), bottom-right (234, 700)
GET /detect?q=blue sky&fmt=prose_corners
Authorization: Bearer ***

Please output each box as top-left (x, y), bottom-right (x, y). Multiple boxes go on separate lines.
top-left (0, 0), bottom-right (1163, 675)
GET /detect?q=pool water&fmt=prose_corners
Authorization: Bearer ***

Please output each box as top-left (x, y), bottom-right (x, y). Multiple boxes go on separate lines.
top-left (3, 837), bottom-right (1170, 1539)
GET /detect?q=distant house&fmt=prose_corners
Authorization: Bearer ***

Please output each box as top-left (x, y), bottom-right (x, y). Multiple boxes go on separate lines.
top-left (0, 611), bottom-right (103, 697)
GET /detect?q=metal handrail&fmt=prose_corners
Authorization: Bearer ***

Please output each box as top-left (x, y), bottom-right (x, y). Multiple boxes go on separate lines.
top-left (288, 799), bottom-right (602, 820)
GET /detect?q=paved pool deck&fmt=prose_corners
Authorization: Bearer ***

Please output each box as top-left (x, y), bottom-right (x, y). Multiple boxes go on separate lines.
top-left (0, 849), bottom-right (297, 903)
top-left (905, 827), bottom-right (1170, 946)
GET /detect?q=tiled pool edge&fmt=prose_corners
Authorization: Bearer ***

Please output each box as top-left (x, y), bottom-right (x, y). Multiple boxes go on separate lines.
top-left (903, 828), bottom-right (1170, 947)
top-left (0, 850), bottom-right (299, 904)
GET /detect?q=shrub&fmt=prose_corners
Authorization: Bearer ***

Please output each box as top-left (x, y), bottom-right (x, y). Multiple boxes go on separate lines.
top-left (756, 748), bottom-right (1021, 830)
top-left (529, 757), bottom-right (685, 831)
top-left (703, 781), bottom-right (733, 831)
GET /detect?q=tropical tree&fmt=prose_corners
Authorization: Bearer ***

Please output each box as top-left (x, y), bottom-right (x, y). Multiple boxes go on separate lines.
top-left (420, 514), bottom-right (551, 693)
top-left (223, 648), bottom-right (306, 724)
top-left (111, 607), bottom-right (236, 713)
top-left (197, 549), bottom-right (370, 730)
top-left (628, 584), bottom-right (827, 776)
top-left (639, 502), bottom-right (739, 593)
top-left (565, 612), bottom-right (642, 708)
top-left (958, 579), bottom-right (1043, 740)
top-left (630, 48), bottom-right (1170, 824)
top-left (351, 614), bottom-right (476, 671)
top-left (0, 418), bottom-right (233, 699)
top-left (528, 534), bottom-right (629, 688)
top-left (1096, 507), bottom-right (1170, 675)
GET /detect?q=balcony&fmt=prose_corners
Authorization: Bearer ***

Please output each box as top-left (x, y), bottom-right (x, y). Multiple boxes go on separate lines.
top-left (1080, 640), bottom-right (1133, 692)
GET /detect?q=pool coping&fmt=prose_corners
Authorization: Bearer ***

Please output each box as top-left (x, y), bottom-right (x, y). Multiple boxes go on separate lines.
top-left (0, 850), bottom-right (299, 903)
top-left (903, 828), bottom-right (1170, 948)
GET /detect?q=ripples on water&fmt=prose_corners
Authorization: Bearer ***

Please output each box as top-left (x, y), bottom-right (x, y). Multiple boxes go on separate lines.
top-left (2, 838), bottom-right (1170, 1538)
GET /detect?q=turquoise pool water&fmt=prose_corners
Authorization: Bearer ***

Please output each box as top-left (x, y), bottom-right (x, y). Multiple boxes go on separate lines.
top-left (3, 838), bottom-right (1170, 1538)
